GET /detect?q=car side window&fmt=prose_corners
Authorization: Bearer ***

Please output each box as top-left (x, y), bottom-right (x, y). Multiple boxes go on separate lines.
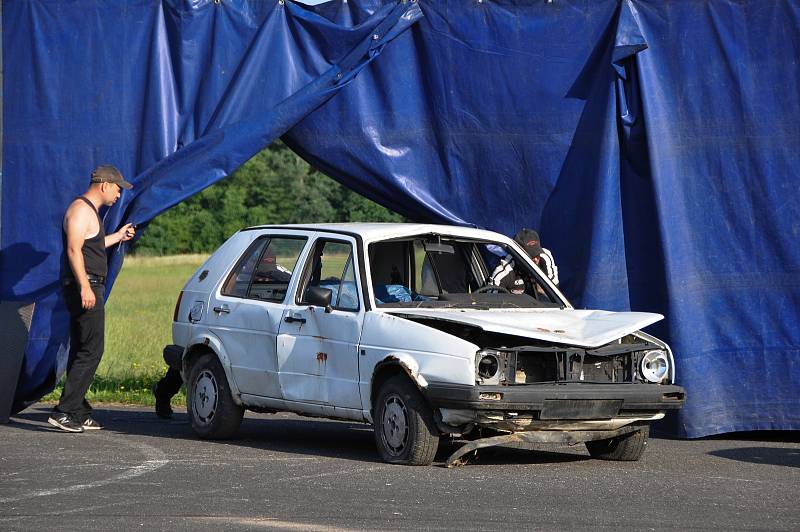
top-left (221, 238), bottom-right (268, 298)
top-left (221, 236), bottom-right (306, 301)
top-left (298, 240), bottom-right (359, 311)
top-left (247, 237), bottom-right (306, 302)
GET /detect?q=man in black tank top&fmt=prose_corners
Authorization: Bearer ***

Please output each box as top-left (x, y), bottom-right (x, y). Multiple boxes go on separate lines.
top-left (48, 166), bottom-right (136, 433)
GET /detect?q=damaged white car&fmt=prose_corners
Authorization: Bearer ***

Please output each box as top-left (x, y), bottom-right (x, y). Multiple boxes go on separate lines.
top-left (165, 223), bottom-right (685, 466)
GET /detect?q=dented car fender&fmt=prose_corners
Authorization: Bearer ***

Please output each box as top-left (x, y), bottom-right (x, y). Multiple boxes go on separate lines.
top-left (365, 353), bottom-right (433, 425)
top-left (184, 328), bottom-right (244, 405)
top-left (373, 353), bottom-right (429, 388)
top-left (358, 311), bottom-right (479, 418)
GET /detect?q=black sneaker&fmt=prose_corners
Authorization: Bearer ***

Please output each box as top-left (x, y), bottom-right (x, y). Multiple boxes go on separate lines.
top-left (48, 412), bottom-right (84, 433)
top-left (82, 416), bottom-right (102, 430)
top-left (153, 384), bottom-right (173, 419)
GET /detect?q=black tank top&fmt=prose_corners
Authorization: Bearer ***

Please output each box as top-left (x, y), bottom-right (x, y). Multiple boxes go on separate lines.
top-left (63, 196), bottom-right (107, 279)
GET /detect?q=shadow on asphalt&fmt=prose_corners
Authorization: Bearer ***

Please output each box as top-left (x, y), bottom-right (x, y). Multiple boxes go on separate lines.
top-left (704, 430), bottom-right (800, 443)
top-left (708, 447), bottom-right (800, 468)
top-left (11, 406), bottom-right (591, 466)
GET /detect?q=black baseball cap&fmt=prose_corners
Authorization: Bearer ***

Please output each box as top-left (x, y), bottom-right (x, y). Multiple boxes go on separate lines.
top-left (90, 165), bottom-right (133, 190)
top-left (514, 228), bottom-right (543, 257)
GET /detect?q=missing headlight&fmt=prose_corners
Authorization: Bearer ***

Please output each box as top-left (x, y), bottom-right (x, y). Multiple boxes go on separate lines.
top-left (478, 354), bottom-right (499, 379)
top-left (475, 350), bottom-right (507, 385)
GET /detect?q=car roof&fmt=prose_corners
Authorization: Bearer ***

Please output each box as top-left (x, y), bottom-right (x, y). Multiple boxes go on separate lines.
top-left (242, 223), bottom-right (513, 244)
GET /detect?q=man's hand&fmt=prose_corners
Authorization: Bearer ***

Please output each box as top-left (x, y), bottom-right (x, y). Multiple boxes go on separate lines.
top-left (81, 284), bottom-right (97, 310)
top-left (118, 223), bottom-right (136, 242)
top-left (105, 223), bottom-right (136, 248)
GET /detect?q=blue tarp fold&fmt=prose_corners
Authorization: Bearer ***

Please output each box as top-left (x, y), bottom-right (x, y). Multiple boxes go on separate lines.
top-left (3, 0), bottom-right (799, 437)
top-left (3, 0), bottom-right (423, 411)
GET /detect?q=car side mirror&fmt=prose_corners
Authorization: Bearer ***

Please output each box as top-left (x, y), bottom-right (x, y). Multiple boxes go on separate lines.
top-left (306, 286), bottom-right (333, 313)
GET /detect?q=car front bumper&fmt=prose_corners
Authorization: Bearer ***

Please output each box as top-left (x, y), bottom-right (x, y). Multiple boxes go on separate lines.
top-left (425, 382), bottom-right (685, 430)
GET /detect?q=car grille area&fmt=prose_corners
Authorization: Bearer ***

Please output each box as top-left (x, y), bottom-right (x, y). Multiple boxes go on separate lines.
top-left (493, 341), bottom-right (659, 385)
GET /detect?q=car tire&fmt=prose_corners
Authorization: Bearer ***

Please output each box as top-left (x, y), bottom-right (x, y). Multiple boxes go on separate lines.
top-left (187, 352), bottom-right (244, 439)
top-left (373, 375), bottom-right (439, 465)
top-left (585, 423), bottom-right (650, 461)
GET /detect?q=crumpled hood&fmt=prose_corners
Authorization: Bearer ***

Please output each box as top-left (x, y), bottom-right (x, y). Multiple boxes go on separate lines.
top-left (385, 308), bottom-right (663, 348)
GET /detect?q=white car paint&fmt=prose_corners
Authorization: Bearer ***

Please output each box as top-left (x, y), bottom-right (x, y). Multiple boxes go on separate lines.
top-left (384, 308), bottom-right (664, 349)
top-left (184, 328), bottom-right (244, 406)
top-left (357, 311), bottom-right (480, 422)
top-left (278, 286), bottom-right (364, 408)
top-left (173, 223), bottom-right (675, 427)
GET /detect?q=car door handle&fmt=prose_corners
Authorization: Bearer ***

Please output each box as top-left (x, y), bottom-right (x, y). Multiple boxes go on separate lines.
top-left (284, 315), bottom-right (306, 324)
top-left (213, 305), bottom-right (230, 314)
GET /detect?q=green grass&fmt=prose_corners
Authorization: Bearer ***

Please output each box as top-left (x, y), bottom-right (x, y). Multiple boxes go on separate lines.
top-left (42, 254), bottom-right (208, 405)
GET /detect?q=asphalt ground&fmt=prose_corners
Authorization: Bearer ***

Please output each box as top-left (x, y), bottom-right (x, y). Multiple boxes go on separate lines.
top-left (1, 405), bottom-right (798, 531)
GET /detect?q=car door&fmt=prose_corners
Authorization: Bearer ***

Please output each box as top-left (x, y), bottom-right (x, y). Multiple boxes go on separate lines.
top-left (207, 233), bottom-right (307, 398)
top-left (277, 235), bottom-right (364, 409)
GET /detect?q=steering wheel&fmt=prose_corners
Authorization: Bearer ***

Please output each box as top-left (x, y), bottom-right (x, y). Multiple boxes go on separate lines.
top-left (474, 284), bottom-right (510, 294)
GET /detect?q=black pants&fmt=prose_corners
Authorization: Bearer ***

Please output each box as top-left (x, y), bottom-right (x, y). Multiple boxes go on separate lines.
top-left (154, 367), bottom-right (183, 401)
top-left (56, 284), bottom-right (105, 421)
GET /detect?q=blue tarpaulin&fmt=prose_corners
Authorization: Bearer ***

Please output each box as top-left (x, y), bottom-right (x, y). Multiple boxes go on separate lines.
top-left (2, 0), bottom-right (799, 437)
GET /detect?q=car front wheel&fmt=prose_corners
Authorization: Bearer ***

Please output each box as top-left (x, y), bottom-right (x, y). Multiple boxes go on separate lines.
top-left (187, 352), bottom-right (243, 439)
top-left (585, 422), bottom-right (650, 461)
top-left (373, 375), bottom-right (439, 465)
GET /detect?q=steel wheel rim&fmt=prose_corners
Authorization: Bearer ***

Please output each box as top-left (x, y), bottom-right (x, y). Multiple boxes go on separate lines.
top-left (194, 369), bottom-right (218, 424)
top-left (381, 394), bottom-right (409, 456)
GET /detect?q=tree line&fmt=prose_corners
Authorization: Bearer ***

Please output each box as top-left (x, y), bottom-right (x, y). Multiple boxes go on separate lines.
top-left (133, 142), bottom-right (403, 255)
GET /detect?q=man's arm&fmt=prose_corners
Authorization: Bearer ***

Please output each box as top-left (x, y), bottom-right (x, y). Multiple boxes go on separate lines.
top-left (539, 248), bottom-right (559, 287)
top-left (105, 223), bottom-right (135, 248)
top-left (489, 254), bottom-right (515, 286)
top-left (64, 204), bottom-right (96, 309)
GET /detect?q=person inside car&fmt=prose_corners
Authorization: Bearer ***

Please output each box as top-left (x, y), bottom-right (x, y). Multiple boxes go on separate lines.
top-left (489, 228), bottom-right (559, 295)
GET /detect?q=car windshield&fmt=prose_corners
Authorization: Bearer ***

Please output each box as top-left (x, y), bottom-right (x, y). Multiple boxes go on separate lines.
top-left (367, 234), bottom-right (563, 309)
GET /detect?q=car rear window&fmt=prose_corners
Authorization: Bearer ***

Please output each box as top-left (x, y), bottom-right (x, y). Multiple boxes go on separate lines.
top-left (222, 236), bottom-right (306, 302)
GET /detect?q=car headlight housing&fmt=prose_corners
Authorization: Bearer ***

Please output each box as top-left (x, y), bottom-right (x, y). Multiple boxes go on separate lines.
top-left (475, 349), bottom-right (506, 385)
top-left (640, 349), bottom-right (669, 383)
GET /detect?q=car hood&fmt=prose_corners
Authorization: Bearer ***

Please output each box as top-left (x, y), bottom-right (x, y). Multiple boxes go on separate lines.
top-left (385, 308), bottom-right (663, 348)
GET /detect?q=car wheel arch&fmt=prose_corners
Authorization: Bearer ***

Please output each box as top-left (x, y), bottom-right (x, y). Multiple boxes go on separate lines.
top-left (183, 335), bottom-right (243, 406)
top-left (182, 344), bottom-right (212, 375)
top-left (370, 355), bottom-right (431, 420)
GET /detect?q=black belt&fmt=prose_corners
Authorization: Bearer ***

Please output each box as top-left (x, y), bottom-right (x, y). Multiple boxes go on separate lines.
top-left (62, 274), bottom-right (106, 286)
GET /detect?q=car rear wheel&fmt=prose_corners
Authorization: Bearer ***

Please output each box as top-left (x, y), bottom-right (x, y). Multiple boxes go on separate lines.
top-left (187, 352), bottom-right (243, 439)
top-left (374, 375), bottom-right (439, 465)
top-left (585, 422), bottom-right (650, 461)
